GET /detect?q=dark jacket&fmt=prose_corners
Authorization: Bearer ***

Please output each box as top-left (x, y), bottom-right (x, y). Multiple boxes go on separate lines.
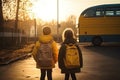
top-left (58, 38), bottom-right (83, 73)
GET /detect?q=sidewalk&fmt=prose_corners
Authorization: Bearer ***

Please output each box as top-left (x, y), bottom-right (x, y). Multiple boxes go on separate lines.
top-left (0, 44), bottom-right (34, 65)
top-left (0, 57), bottom-right (65, 80)
top-left (0, 43), bottom-right (67, 80)
top-left (0, 43), bottom-right (61, 65)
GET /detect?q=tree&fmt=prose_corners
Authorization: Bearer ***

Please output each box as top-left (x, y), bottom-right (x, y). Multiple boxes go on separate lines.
top-left (59, 15), bottom-right (77, 35)
top-left (0, 0), bottom-right (4, 27)
top-left (54, 15), bottom-right (77, 42)
top-left (0, 0), bottom-right (34, 47)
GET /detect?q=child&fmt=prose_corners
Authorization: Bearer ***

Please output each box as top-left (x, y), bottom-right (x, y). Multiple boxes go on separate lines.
top-left (32, 27), bottom-right (58, 80)
top-left (58, 28), bottom-right (83, 80)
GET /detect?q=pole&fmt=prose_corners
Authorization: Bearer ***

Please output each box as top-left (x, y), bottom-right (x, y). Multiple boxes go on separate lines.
top-left (15, 0), bottom-right (20, 31)
top-left (57, 0), bottom-right (59, 42)
top-left (15, 0), bottom-right (20, 46)
top-left (34, 18), bottom-right (37, 42)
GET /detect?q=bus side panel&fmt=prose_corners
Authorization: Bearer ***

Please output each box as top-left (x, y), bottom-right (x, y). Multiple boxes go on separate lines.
top-left (79, 16), bottom-right (120, 43)
top-left (79, 35), bottom-right (120, 42)
top-left (101, 35), bottom-right (120, 42)
top-left (79, 35), bottom-right (94, 42)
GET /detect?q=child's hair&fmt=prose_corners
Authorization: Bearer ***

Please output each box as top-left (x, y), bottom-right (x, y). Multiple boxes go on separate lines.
top-left (62, 28), bottom-right (75, 41)
top-left (64, 30), bottom-right (73, 39)
top-left (43, 27), bottom-right (51, 35)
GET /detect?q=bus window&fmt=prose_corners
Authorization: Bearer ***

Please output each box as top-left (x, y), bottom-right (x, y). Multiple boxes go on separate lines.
top-left (96, 11), bottom-right (101, 16)
top-left (83, 9), bottom-right (95, 17)
top-left (96, 11), bottom-right (104, 16)
top-left (116, 11), bottom-right (120, 16)
top-left (105, 11), bottom-right (114, 16)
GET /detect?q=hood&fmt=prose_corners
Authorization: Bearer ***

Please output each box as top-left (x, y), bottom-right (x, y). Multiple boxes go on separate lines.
top-left (38, 35), bottom-right (53, 43)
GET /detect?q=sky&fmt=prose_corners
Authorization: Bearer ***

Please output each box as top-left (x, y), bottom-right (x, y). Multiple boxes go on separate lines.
top-left (32, 0), bottom-right (120, 21)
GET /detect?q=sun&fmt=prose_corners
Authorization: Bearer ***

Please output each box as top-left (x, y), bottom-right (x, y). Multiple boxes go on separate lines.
top-left (31, 0), bottom-right (57, 21)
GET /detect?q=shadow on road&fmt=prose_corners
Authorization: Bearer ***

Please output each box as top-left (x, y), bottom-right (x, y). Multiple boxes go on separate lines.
top-left (83, 44), bottom-right (120, 60)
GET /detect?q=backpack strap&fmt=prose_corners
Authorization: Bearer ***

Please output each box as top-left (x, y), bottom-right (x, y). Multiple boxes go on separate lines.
top-left (65, 43), bottom-right (77, 46)
top-left (48, 40), bottom-right (53, 44)
top-left (39, 40), bottom-right (53, 44)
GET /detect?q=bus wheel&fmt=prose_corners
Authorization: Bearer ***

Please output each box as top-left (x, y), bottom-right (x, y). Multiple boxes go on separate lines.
top-left (92, 36), bottom-right (102, 46)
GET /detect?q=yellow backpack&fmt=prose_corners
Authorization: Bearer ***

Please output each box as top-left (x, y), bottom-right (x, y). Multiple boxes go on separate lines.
top-left (64, 44), bottom-right (80, 68)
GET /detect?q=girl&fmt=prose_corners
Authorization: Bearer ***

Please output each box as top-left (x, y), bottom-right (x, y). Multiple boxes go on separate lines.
top-left (58, 28), bottom-right (83, 80)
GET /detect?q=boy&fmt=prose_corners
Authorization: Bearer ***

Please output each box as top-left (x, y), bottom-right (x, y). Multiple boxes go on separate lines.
top-left (32, 27), bottom-right (58, 80)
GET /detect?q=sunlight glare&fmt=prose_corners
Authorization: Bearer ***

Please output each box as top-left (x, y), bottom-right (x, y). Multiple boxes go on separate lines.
top-left (32, 0), bottom-right (57, 21)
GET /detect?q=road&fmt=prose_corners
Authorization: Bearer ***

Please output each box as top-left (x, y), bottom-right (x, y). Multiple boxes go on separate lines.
top-left (0, 43), bottom-right (120, 80)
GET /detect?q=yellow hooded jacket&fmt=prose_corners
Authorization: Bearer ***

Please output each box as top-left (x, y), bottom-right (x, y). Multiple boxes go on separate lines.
top-left (32, 35), bottom-right (58, 69)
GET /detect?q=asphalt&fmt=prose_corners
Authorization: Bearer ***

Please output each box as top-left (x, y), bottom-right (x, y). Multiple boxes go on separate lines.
top-left (1, 52), bottom-right (120, 80)
top-left (0, 43), bottom-right (120, 80)
top-left (0, 57), bottom-right (69, 80)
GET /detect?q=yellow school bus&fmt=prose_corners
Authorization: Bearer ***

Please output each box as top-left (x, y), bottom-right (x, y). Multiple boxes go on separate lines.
top-left (78, 4), bottom-right (120, 46)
